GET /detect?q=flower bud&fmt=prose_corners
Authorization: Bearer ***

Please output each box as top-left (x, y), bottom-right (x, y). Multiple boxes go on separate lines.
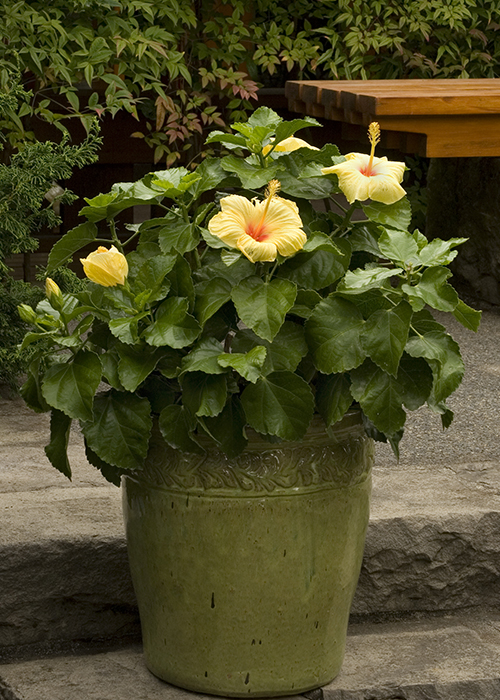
top-left (80, 245), bottom-right (128, 287)
top-left (18, 304), bottom-right (38, 324)
top-left (263, 136), bottom-right (319, 156)
top-left (45, 277), bottom-right (62, 302)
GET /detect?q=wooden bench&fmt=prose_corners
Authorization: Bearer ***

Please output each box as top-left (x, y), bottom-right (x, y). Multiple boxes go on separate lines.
top-left (285, 79), bottom-right (500, 158)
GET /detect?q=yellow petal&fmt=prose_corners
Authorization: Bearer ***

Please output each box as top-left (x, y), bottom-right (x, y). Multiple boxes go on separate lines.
top-left (256, 197), bottom-right (307, 256)
top-left (236, 235), bottom-right (278, 262)
top-left (208, 195), bottom-right (255, 246)
top-left (263, 136), bottom-right (319, 155)
top-left (322, 153), bottom-right (406, 204)
top-left (208, 193), bottom-right (306, 261)
top-left (80, 245), bottom-right (128, 287)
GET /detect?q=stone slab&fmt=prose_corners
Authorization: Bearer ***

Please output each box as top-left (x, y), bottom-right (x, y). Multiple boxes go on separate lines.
top-left (1, 614), bottom-right (500, 700)
top-left (2, 462), bottom-right (500, 652)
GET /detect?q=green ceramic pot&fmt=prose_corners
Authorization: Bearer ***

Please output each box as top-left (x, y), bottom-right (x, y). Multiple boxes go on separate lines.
top-left (122, 411), bottom-right (373, 697)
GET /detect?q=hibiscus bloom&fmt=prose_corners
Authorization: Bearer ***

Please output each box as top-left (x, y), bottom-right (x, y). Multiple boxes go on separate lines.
top-left (208, 180), bottom-right (306, 263)
top-left (80, 245), bottom-right (128, 287)
top-left (263, 136), bottom-right (319, 156)
top-left (322, 122), bottom-right (406, 205)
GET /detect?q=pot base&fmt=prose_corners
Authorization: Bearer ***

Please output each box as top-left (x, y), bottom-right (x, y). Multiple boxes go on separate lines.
top-left (123, 413), bottom-right (373, 697)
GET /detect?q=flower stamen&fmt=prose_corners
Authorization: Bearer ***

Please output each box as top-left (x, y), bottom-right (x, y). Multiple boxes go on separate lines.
top-left (258, 179), bottom-right (281, 226)
top-left (366, 122), bottom-right (381, 175)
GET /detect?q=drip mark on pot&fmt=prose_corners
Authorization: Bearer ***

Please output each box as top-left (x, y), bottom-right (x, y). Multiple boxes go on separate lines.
top-left (283, 549), bottom-right (286, 557)
top-left (205, 672), bottom-right (208, 677)
top-left (211, 592), bottom-right (215, 608)
top-left (245, 673), bottom-right (250, 685)
top-left (315, 621), bottom-right (319, 629)
top-left (251, 639), bottom-right (255, 645)
top-left (186, 495), bottom-right (189, 507)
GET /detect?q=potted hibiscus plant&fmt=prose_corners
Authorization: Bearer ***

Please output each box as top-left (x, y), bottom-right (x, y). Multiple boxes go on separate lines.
top-left (18, 108), bottom-right (479, 697)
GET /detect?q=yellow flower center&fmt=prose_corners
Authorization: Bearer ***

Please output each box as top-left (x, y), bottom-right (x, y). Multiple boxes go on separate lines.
top-left (245, 180), bottom-right (281, 242)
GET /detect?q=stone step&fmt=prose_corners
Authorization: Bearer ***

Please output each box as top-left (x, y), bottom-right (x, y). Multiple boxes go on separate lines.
top-left (2, 456), bottom-right (500, 657)
top-left (1, 611), bottom-right (500, 699)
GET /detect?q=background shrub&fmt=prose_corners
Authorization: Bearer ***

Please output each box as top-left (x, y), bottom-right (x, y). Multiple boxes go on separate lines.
top-left (1, 0), bottom-right (499, 166)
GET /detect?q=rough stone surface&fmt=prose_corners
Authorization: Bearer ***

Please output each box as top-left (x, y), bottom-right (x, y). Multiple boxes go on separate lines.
top-left (0, 489), bottom-right (139, 651)
top-left (426, 157), bottom-right (500, 305)
top-left (1, 614), bottom-right (500, 700)
top-left (323, 613), bottom-right (500, 699)
top-left (0, 400), bottom-right (139, 652)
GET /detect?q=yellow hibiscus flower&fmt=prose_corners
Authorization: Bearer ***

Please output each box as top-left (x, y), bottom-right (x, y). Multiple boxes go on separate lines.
top-left (263, 136), bottom-right (319, 156)
top-left (322, 122), bottom-right (406, 205)
top-left (80, 245), bottom-right (128, 287)
top-left (208, 180), bottom-right (307, 263)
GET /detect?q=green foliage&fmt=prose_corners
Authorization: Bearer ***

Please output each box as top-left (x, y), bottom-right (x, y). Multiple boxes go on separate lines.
top-left (2, 1), bottom-right (499, 166)
top-left (0, 75), bottom-right (101, 388)
top-left (0, 278), bottom-right (44, 389)
top-left (20, 108), bottom-right (479, 483)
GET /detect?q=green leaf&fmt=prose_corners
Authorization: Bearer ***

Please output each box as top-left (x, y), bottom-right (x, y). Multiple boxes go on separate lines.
top-left (81, 182), bottom-right (162, 222)
top-left (240, 371), bottom-right (314, 440)
top-left (360, 301), bottom-right (412, 376)
top-left (197, 250), bottom-right (253, 286)
top-left (44, 409), bottom-right (72, 479)
top-left (348, 223), bottom-right (383, 256)
top-left (158, 212), bottom-right (199, 254)
top-left (82, 391), bottom-right (152, 470)
top-left (278, 235), bottom-right (351, 289)
top-left (181, 337), bottom-right (226, 375)
top-left (306, 297), bottom-right (366, 372)
top-left (232, 321), bottom-right (308, 375)
top-left (272, 118), bottom-right (321, 145)
top-left (189, 157), bottom-right (228, 199)
top-left (156, 348), bottom-right (184, 378)
top-left (41, 350), bottom-right (102, 421)
top-left (194, 277), bottom-right (232, 325)
top-left (290, 289), bottom-right (322, 318)
top-left (158, 404), bottom-right (203, 454)
top-left (337, 266), bottom-right (403, 294)
top-left (132, 254), bottom-right (176, 302)
top-left (20, 360), bottom-right (50, 413)
top-left (143, 297), bottom-right (201, 348)
top-left (377, 228), bottom-right (420, 265)
top-left (167, 256), bottom-right (195, 309)
top-left (200, 225), bottom-right (229, 249)
top-left (181, 372), bottom-right (227, 417)
top-left (402, 266), bottom-right (459, 312)
top-left (452, 299), bottom-right (481, 332)
top-left (150, 168), bottom-right (201, 198)
top-left (278, 169), bottom-right (337, 199)
top-left (84, 442), bottom-right (125, 487)
top-left (350, 359), bottom-right (406, 436)
top-left (248, 106), bottom-right (283, 129)
top-left (398, 354), bottom-right (434, 410)
top-left (231, 277), bottom-right (297, 342)
top-left (316, 374), bottom-right (352, 427)
top-left (108, 316), bottom-right (141, 345)
top-left (116, 344), bottom-right (164, 392)
top-left (221, 154), bottom-right (282, 189)
top-left (217, 346), bottom-right (267, 383)
top-left (201, 396), bottom-right (248, 457)
top-left (418, 237), bottom-right (468, 267)
top-left (205, 131), bottom-right (248, 149)
top-left (361, 198), bottom-right (411, 231)
top-left (405, 330), bottom-right (464, 404)
top-left (47, 222), bottom-right (98, 272)
top-left (100, 350), bottom-right (125, 391)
